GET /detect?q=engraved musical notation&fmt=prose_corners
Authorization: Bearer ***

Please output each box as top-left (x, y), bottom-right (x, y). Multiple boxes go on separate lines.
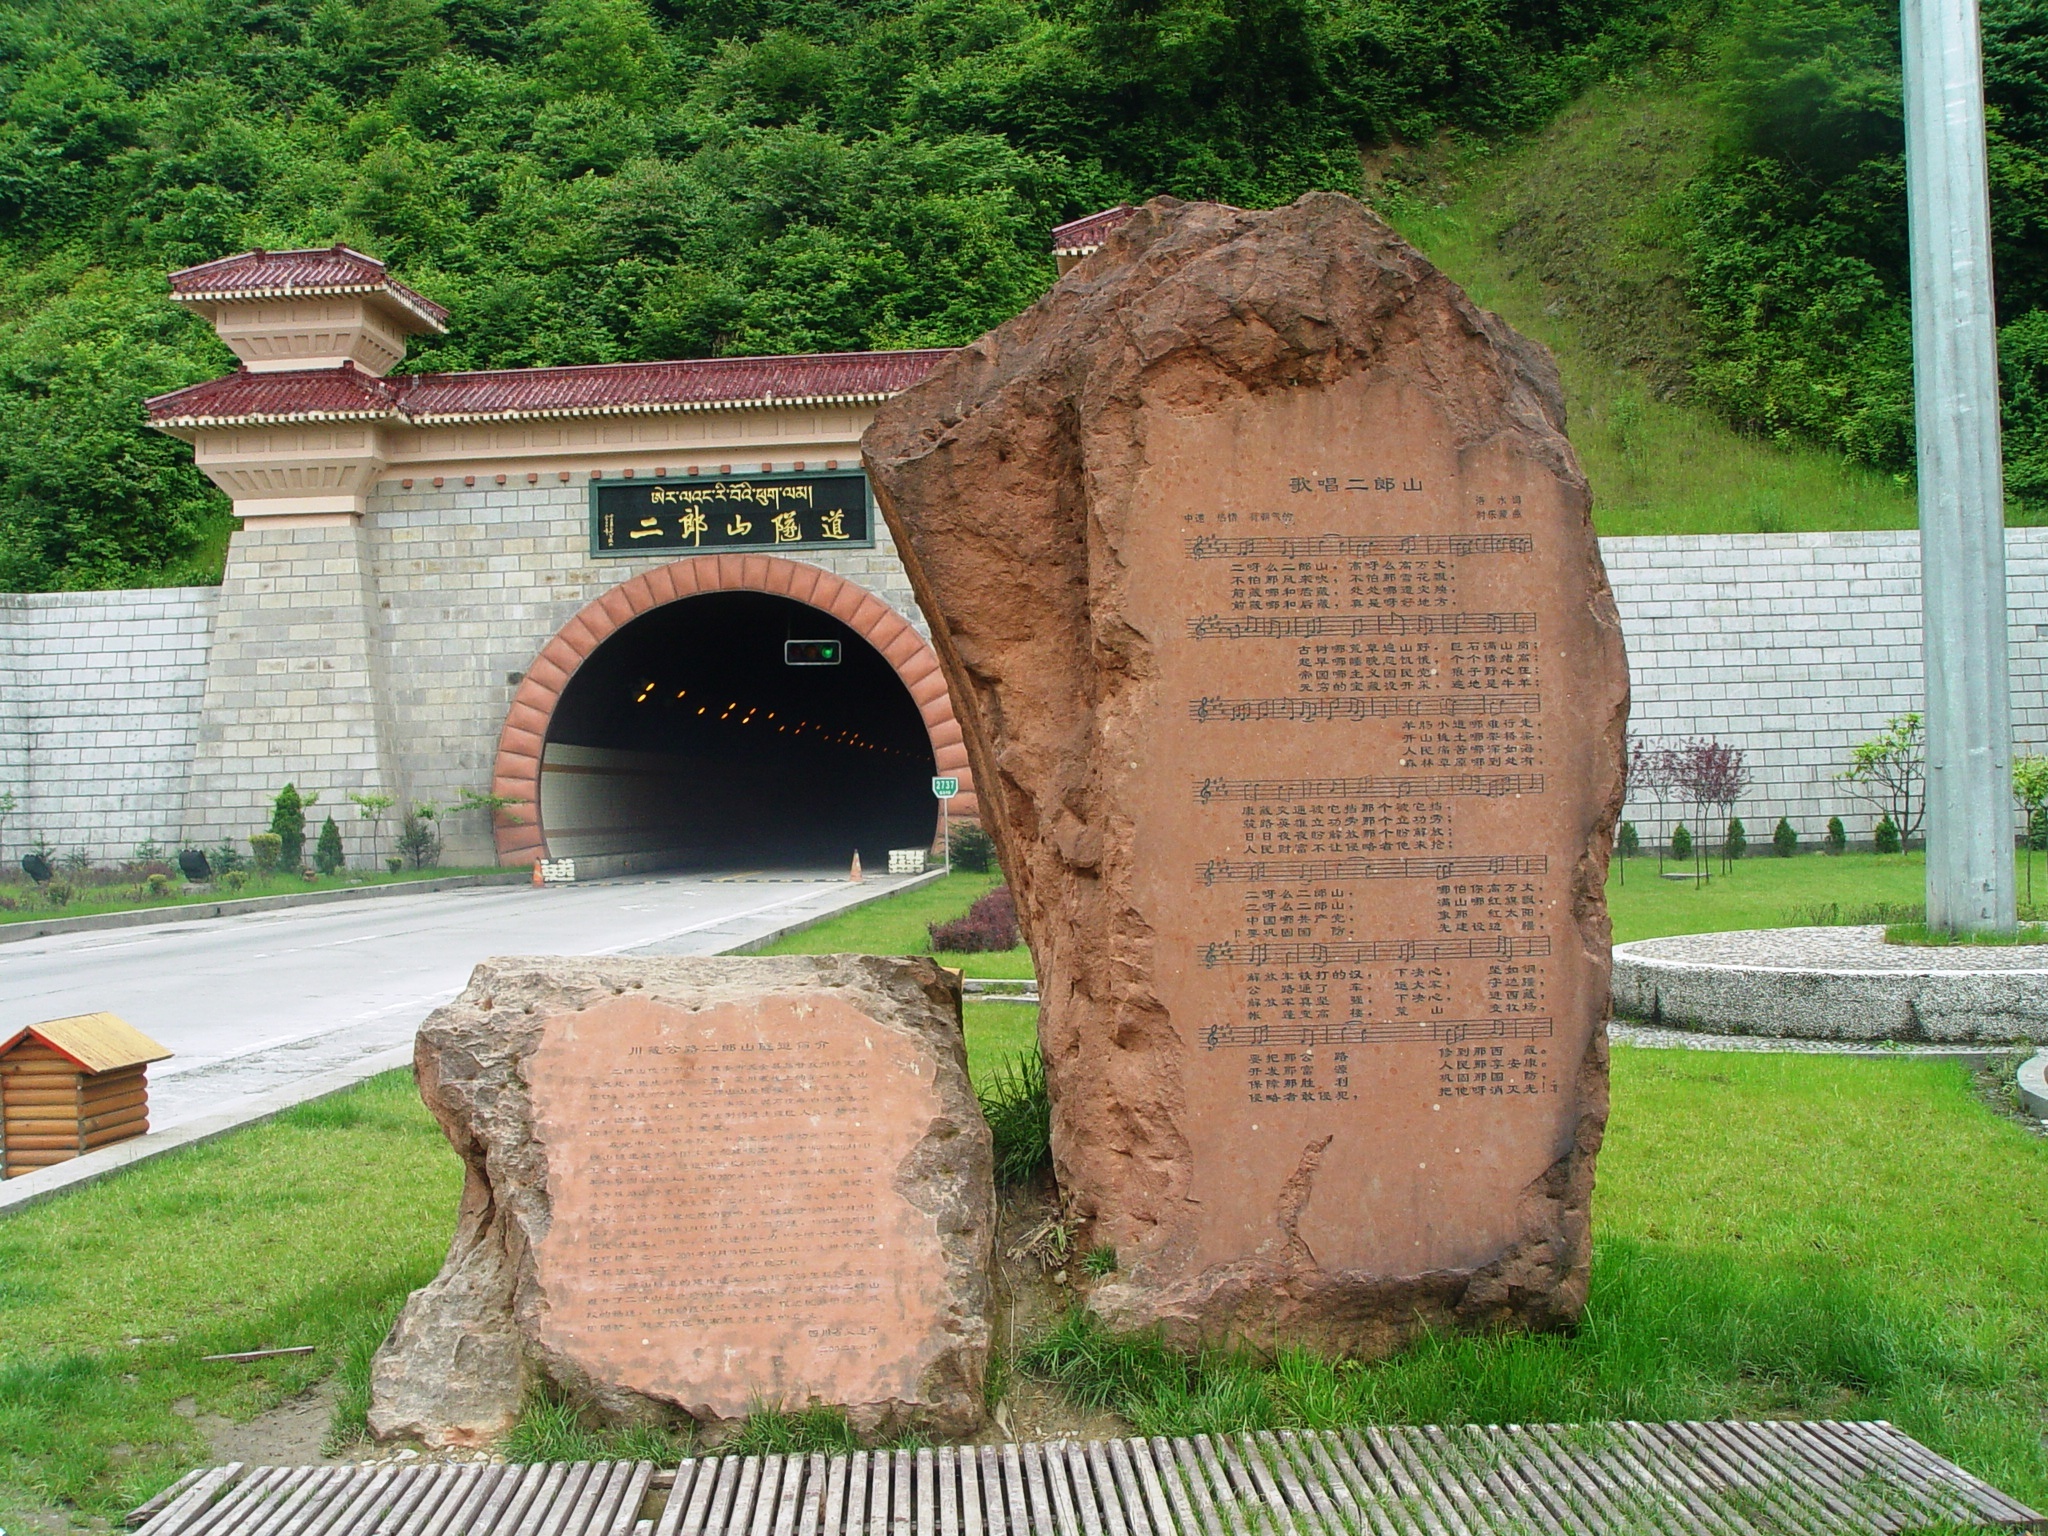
top-left (1189, 693), bottom-right (1541, 723)
top-left (1200, 854), bottom-right (1548, 885)
top-left (1188, 612), bottom-right (1536, 640)
top-left (1186, 534), bottom-right (1533, 559)
top-left (1200, 935), bottom-right (1553, 968)
top-left (1203, 1016), bottom-right (1555, 1049)
top-left (1197, 773), bottom-right (1543, 803)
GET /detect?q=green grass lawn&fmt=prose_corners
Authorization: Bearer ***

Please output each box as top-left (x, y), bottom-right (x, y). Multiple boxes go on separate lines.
top-left (1605, 848), bottom-right (2048, 942)
top-left (5, 1048), bottom-right (2042, 1517)
top-left (0, 866), bottom-right (509, 926)
top-left (6, 865), bottom-right (2044, 1522)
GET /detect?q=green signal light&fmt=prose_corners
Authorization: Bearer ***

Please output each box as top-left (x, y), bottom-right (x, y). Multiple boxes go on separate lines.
top-left (784, 639), bottom-right (842, 666)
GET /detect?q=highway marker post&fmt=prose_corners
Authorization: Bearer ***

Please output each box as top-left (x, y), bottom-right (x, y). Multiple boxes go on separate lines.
top-left (932, 776), bottom-right (959, 873)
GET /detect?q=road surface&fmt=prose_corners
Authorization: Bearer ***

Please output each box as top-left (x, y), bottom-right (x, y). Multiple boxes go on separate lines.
top-left (0, 870), bottom-right (923, 1134)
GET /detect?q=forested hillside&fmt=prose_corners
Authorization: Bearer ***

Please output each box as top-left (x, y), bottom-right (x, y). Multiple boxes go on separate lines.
top-left (0, 0), bottom-right (2042, 589)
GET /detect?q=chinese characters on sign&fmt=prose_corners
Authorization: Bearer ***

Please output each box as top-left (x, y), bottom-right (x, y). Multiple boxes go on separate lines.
top-left (592, 472), bottom-right (872, 556)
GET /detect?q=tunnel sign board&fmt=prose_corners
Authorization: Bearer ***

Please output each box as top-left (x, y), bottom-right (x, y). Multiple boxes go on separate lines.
top-left (591, 471), bottom-right (873, 557)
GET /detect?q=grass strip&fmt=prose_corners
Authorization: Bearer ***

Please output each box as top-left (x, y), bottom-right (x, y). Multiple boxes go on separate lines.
top-left (1883, 921), bottom-right (2048, 946)
top-left (0, 867), bottom-right (508, 926)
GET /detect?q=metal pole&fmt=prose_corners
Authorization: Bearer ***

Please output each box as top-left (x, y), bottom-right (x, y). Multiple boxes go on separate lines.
top-left (1904, 0), bottom-right (2015, 931)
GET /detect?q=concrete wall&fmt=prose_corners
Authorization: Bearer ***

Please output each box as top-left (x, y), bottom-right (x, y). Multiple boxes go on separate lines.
top-left (0, 587), bottom-right (217, 863)
top-left (14, 524), bottom-right (2048, 868)
top-left (1605, 527), bottom-right (2048, 846)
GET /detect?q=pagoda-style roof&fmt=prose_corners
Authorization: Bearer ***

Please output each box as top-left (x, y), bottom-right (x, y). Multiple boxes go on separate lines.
top-left (168, 245), bottom-right (449, 333)
top-left (146, 349), bottom-right (954, 430)
top-left (0, 1012), bottom-right (172, 1074)
top-left (1051, 205), bottom-right (1136, 260)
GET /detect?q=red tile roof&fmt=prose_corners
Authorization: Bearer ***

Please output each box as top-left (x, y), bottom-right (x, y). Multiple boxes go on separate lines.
top-left (1051, 205), bottom-right (1135, 256)
top-left (167, 246), bottom-right (449, 330)
top-left (145, 365), bottom-right (402, 426)
top-left (145, 349), bottom-right (955, 428)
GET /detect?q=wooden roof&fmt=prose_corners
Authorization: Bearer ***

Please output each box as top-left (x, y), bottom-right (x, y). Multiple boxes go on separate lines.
top-left (0, 1012), bottom-right (172, 1073)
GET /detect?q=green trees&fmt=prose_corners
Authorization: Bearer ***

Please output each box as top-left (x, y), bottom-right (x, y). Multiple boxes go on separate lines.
top-left (1680, 0), bottom-right (2048, 504)
top-left (0, 0), bottom-right (1698, 588)
top-left (270, 783), bottom-right (310, 872)
top-left (315, 813), bottom-right (345, 875)
top-left (1773, 817), bottom-right (1798, 857)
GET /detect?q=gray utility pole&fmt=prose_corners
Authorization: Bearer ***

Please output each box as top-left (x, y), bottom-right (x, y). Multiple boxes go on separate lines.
top-left (1904, 0), bottom-right (2015, 932)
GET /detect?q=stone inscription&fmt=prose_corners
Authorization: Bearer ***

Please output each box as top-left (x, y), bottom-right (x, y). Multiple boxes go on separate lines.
top-left (528, 992), bottom-right (949, 1418)
top-left (1129, 374), bottom-right (1606, 1279)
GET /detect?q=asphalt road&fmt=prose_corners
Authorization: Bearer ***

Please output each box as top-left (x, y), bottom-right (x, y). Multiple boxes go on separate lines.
top-left (0, 870), bottom-right (922, 1132)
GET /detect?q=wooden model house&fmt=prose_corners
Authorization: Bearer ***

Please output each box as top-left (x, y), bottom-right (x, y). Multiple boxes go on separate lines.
top-left (0, 1013), bottom-right (171, 1178)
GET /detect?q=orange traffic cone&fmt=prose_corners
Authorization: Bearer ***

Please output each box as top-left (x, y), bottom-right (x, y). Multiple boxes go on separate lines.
top-left (849, 851), bottom-right (864, 883)
top-left (532, 859), bottom-right (544, 887)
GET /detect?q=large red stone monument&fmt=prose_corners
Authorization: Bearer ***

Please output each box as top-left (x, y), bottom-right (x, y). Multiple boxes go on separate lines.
top-left (369, 955), bottom-right (992, 1444)
top-left (865, 194), bottom-right (1628, 1352)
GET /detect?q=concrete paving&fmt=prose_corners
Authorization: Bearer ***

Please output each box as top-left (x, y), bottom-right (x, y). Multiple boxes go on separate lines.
top-left (0, 867), bottom-right (930, 1145)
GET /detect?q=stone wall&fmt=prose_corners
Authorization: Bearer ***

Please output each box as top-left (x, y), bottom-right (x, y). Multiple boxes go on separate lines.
top-left (1605, 527), bottom-right (2048, 846)
top-left (0, 587), bottom-right (217, 863)
top-left (13, 524), bottom-right (2048, 868)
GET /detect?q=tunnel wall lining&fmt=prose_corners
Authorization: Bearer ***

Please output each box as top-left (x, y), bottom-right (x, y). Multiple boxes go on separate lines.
top-left (490, 554), bottom-right (979, 866)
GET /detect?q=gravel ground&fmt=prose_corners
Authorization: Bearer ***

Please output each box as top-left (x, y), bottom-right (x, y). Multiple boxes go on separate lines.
top-left (1617, 925), bottom-right (2048, 972)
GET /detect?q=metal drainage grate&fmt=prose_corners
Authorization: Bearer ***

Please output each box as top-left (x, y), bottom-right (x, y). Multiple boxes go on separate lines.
top-left (128, 1422), bottom-right (2044, 1536)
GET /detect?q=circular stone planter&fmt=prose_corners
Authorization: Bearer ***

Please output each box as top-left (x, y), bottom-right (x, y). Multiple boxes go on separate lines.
top-left (1611, 927), bottom-right (2048, 1044)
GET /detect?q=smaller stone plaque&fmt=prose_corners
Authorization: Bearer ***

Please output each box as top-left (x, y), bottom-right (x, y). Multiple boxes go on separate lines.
top-left (369, 955), bottom-right (992, 1446)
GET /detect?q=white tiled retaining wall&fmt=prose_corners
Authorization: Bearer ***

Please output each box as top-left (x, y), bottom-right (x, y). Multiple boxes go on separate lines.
top-left (1604, 528), bottom-right (2048, 845)
top-left (8, 525), bottom-right (2047, 865)
top-left (0, 587), bottom-right (217, 862)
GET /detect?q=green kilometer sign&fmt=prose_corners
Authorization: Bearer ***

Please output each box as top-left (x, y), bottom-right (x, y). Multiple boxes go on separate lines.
top-left (932, 776), bottom-right (960, 798)
top-left (591, 471), bottom-right (873, 557)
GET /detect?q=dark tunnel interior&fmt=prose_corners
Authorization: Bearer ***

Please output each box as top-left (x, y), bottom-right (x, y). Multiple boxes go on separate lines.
top-left (542, 591), bottom-right (938, 870)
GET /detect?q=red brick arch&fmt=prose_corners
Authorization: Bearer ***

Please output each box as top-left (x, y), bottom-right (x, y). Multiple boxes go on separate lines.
top-left (490, 554), bottom-right (975, 865)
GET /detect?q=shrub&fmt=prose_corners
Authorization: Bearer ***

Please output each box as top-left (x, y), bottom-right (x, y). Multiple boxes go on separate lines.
top-left (976, 1051), bottom-right (1052, 1186)
top-left (212, 838), bottom-right (246, 874)
top-left (397, 806), bottom-right (441, 870)
top-left (133, 839), bottom-right (166, 865)
top-left (1671, 823), bottom-right (1693, 861)
top-left (42, 879), bottom-right (73, 907)
top-left (2030, 806), bottom-right (2048, 852)
top-left (271, 784), bottom-right (309, 872)
top-left (1616, 821), bottom-right (1640, 858)
top-left (1826, 816), bottom-right (1848, 855)
top-left (386, 856), bottom-right (403, 874)
top-left (315, 815), bottom-right (345, 875)
top-left (929, 885), bottom-right (1020, 953)
top-left (949, 822), bottom-right (997, 874)
top-left (249, 832), bottom-right (283, 872)
top-left (1725, 817), bottom-right (1747, 860)
top-left (1874, 815), bottom-right (1902, 854)
top-left (144, 872), bottom-right (172, 897)
top-left (1774, 817), bottom-right (1798, 857)
top-left (220, 869), bottom-right (248, 893)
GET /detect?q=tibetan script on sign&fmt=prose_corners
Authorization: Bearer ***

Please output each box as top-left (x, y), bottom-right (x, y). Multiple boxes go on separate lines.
top-left (592, 472), bottom-right (872, 556)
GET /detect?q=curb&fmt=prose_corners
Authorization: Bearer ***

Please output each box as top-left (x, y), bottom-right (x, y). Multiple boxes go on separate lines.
top-left (0, 868), bottom-right (954, 1214)
top-left (2020, 1051), bottom-right (2048, 1119)
top-left (0, 871), bottom-right (531, 946)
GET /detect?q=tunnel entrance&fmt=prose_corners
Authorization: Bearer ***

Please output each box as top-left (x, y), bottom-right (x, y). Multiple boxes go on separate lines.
top-left (539, 590), bottom-right (938, 872)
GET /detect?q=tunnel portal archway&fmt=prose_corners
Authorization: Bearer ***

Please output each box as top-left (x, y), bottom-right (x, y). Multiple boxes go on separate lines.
top-left (491, 557), bottom-right (974, 872)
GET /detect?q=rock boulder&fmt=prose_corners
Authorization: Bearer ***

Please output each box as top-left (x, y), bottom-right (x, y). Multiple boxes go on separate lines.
top-left (368, 954), bottom-right (993, 1445)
